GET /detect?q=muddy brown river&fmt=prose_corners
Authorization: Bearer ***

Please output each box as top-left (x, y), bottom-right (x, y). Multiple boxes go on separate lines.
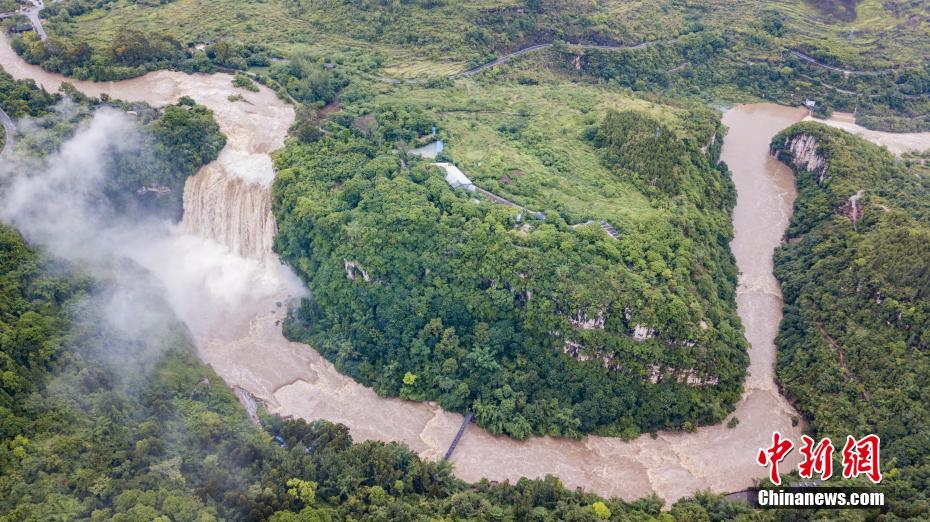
top-left (4, 35), bottom-right (923, 503)
top-left (804, 112), bottom-right (930, 155)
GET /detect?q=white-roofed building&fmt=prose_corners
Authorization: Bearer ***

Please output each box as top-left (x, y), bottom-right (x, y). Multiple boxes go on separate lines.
top-left (434, 162), bottom-right (476, 192)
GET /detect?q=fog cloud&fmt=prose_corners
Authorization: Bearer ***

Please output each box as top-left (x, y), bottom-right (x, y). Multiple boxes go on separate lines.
top-left (1, 106), bottom-right (301, 373)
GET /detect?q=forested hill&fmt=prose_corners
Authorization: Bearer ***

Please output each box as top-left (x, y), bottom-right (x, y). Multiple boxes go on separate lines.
top-left (771, 122), bottom-right (930, 517)
top-left (272, 97), bottom-right (747, 440)
top-left (0, 221), bottom-right (767, 522)
top-left (0, 72), bottom-right (761, 520)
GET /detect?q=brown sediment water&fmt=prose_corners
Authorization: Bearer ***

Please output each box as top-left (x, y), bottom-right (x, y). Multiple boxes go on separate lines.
top-left (196, 101), bottom-right (811, 503)
top-left (804, 112), bottom-right (930, 155)
top-left (0, 35), bottom-right (826, 503)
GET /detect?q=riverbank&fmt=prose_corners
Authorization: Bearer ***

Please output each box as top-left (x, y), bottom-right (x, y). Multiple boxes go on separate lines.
top-left (804, 112), bottom-right (930, 155)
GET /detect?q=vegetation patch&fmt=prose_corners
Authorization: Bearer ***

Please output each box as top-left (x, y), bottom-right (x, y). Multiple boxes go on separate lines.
top-left (272, 80), bottom-right (747, 439)
top-left (772, 122), bottom-right (930, 517)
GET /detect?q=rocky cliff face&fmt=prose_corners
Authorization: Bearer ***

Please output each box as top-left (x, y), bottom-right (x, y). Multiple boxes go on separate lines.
top-left (776, 133), bottom-right (827, 183)
top-left (839, 189), bottom-right (866, 228)
top-left (774, 130), bottom-right (871, 229)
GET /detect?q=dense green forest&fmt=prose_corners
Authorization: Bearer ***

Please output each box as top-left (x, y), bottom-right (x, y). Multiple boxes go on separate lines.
top-left (106, 98), bottom-right (226, 219)
top-left (0, 70), bottom-right (779, 520)
top-left (0, 224), bottom-right (648, 521)
top-left (771, 123), bottom-right (930, 518)
top-left (0, 208), bottom-right (866, 521)
top-left (271, 96), bottom-right (747, 439)
top-left (10, 0), bottom-right (929, 130)
top-left (550, 31), bottom-right (930, 132)
top-left (0, 69), bottom-right (59, 117)
top-left (1, 0), bottom-right (927, 517)
top-left (0, 75), bottom-right (703, 519)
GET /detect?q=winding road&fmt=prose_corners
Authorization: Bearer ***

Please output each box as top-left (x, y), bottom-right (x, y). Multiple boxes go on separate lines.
top-left (459, 40), bottom-right (661, 77)
top-left (22, 0), bottom-right (47, 40)
top-left (369, 39), bottom-right (669, 84)
top-left (1, 0), bottom-right (49, 40)
top-left (788, 50), bottom-right (894, 76)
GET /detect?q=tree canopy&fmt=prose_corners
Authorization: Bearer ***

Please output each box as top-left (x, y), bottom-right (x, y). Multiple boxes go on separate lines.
top-left (772, 122), bottom-right (930, 517)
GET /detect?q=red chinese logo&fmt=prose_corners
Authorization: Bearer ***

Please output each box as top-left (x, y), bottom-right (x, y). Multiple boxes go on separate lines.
top-left (841, 434), bottom-right (882, 484)
top-left (757, 433), bottom-right (882, 485)
top-left (798, 435), bottom-right (834, 480)
top-left (757, 431), bottom-right (794, 485)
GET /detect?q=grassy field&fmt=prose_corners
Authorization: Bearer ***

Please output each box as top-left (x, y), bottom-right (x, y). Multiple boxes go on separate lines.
top-left (368, 79), bottom-right (717, 228)
top-left (49, 0), bottom-right (929, 79)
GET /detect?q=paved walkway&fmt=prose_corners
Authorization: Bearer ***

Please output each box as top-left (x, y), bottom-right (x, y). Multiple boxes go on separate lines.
top-left (24, 0), bottom-right (47, 41)
top-left (2, 0), bottom-right (49, 40)
top-left (416, 148), bottom-right (623, 239)
top-left (367, 39), bottom-right (671, 84)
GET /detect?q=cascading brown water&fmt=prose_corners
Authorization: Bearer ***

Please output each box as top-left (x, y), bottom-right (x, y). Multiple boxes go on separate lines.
top-left (181, 159), bottom-right (277, 262)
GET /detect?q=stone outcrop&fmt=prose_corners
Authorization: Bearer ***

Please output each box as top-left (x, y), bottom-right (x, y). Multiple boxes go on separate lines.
top-left (562, 340), bottom-right (622, 372)
top-left (777, 133), bottom-right (827, 183)
top-left (700, 132), bottom-right (716, 154)
top-left (137, 184), bottom-right (172, 196)
top-left (646, 364), bottom-right (719, 387)
top-left (344, 259), bottom-right (371, 282)
top-left (632, 323), bottom-right (655, 342)
top-left (839, 189), bottom-right (865, 229)
top-left (569, 310), bottom-right (605, 330)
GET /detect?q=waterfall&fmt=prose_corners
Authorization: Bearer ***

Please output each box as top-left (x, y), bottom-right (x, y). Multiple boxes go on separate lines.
top-left (181, 160), bottom-right (277, 263)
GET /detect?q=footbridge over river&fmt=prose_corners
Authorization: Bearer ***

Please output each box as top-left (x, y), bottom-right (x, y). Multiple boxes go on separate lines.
top-left (443, 410), bottom-right (474, 460)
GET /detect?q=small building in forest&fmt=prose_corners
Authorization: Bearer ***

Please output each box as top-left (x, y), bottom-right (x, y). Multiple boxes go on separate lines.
top-left (434, 162), bottom-right (476, 192)
top-left (8, 23), bottom-right (32, 34)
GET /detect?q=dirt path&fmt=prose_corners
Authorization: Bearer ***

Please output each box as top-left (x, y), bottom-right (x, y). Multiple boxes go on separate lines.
top-left (370, 39), bottom-right (670, 83)
top-left (458, 40), bottom-right (670, 77)
top-left (19, 0), bottom-right (48, 40)
top-left (788, 50), bottom-right (893, 76)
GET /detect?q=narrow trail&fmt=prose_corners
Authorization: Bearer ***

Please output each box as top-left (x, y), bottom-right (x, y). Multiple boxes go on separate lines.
top-left (0, 106), bottom-right (13, 157)
top-left (0, 0), bottom-right (50, 40)
top-left (458, 40), bottom-right (667, 77)
top-left (424, 157), bottom-right (624, 239)
top-left (369, 39), bottom-right (669, 84)
top-left (788, 50), bottom-right (894, 76)
top-left (24, 0), bottom-right (47, 41)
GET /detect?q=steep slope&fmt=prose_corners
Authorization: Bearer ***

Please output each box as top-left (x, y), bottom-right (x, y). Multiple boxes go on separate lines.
top-left (771, 122), bottom-right (930, 517)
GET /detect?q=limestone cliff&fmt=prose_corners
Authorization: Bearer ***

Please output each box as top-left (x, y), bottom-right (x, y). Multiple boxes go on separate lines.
top-left (774, 132), bottom-right (828, 183)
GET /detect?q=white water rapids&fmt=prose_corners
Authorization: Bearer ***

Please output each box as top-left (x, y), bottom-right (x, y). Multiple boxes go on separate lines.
top-left (4, 34), bottom-right (926, 503)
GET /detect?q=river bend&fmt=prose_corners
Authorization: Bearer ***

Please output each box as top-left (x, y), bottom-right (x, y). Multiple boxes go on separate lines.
top-left (0, 35), bottom-right (874, 502)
